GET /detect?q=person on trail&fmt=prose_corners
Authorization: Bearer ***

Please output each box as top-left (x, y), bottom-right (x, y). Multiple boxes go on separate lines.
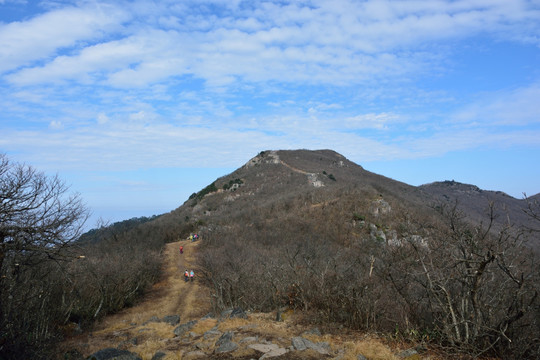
top-left (184, 270), bottom-right (189, 282)
top-left (179, 246), bottom-right (183, 254)
top-left (190, 270), bottom-right (194, 282)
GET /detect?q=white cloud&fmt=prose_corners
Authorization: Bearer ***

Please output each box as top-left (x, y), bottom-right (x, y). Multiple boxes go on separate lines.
top-left (6, 29), bottom-right (188, 86)
top-left (344, 113), bottom-right (399, 130)
top-left (1, 0), bottom-right (540, 170)
top-left (0, 111), bottom-right (400, 171)
top-left (97, 113), bottom-right (109, 124)
top-left (0, 3), bottom-right (130, 74)
top-left (405, 128), bottom-right (540, 158)
top-left (49, 120), bottom-right (63, 129)
top-left (4, 0), bottom-right (538, 89)
top-left (451, 82), bottom-right (540, 126)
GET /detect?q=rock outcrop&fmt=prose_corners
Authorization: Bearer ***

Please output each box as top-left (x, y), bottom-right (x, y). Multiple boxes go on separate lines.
top-left (83, 309), bottom-right (429, 360)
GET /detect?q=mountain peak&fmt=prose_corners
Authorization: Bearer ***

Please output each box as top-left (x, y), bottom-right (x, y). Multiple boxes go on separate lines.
top-left (421, 180), bottom-right (483, 193)
top-left (244, 149), bottom-right (358, 171)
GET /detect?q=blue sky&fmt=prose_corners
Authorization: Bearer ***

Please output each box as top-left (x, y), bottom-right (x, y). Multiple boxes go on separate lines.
top-left (1, 0), bottom-right (539, 229)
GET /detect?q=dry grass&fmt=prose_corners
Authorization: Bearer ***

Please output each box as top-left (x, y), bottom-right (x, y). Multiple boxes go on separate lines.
top-left (190, 317), bottom-right (218, 334)
top-left (132, 338), bottom-right (172, 359)
top-left (216, 317), bottom-right (252, 332)
top-left (57, 239), bottom-right (433, 360)
top-left (162, 353), bottom-right (184, 360)
top-left (230, 346), bottom-right (259, 359)
top-left (139, 322), bottom-right (177, 339)
top-left (251, 319), bottom-right (298, 340)
top-left (339, 338), bottom-right (398, 360)
top-left (58, 240), bottom-right (212, 359)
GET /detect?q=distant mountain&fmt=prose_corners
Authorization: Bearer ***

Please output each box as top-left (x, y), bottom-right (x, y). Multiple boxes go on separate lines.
top-left (168, 149), bottom-right (437, 235)
top-left (170, 149), bottom-right (536, 235)
top-left (77, 215), bottom-right (161, 244)
top-left (82, 149), bottom-right (538, 250)
top-left (419, 180), bottom-right (539, 250)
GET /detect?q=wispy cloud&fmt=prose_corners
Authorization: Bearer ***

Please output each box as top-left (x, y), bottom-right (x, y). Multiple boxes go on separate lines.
top-left (3, 0), bottom-right (538, 88)
top-left (0, 3), bottom-right (129, 73)
top-left (451, 82), bottom-right (540, 127)
top-left (1, 0), bottom-right (539, 215)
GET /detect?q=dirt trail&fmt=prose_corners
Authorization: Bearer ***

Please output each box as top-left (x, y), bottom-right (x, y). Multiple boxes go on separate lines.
top-left (59, 239), bottom-right (431, 360)
top-left (279, 160), bottom-right (311, 175)
top-left (60, 239), bottom-right (211, 358)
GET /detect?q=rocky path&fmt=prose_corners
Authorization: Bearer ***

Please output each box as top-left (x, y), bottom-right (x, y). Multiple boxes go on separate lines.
top-left (60, 239), bottom-right (433, 360)
top-left (96, 238), bottom-right (209, 329)
top-left (60, 239), bottom-right (211, 359)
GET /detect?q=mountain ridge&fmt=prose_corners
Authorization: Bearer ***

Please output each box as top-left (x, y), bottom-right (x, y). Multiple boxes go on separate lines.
top-left (66, 149), bottom-right (540, 360)
top-left (173, 149), bottom-right (536, 236)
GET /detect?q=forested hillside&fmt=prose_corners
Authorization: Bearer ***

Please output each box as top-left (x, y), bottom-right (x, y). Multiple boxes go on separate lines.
top-left (2, 150), bottom-right (539, 359)
top-left (171, 150), bottom-right (540, 359)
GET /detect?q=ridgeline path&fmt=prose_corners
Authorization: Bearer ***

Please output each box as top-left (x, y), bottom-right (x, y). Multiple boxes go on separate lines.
top-left (58, 238), bottom-right (433, 360)
top-left (60, 239), bottom-right (211, 358)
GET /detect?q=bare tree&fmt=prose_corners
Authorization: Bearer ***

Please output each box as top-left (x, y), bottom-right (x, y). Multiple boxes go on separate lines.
top-left (0, 154), bottom-right (89, 357)
top-left (0, 154), bottom-right (88, 264)
top-left (523, 194), bottom-right (540, 234)
top-left (386, 201), bottom-right (539, 358)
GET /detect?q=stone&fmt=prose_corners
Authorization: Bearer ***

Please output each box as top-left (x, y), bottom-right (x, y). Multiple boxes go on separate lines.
top-left (150, 351), bottom-right (166, 360)
top-left (292, 337), bottom-right (330, 355)
top-left (215, 331), bottom-right (234, 346)
top-left (370, 199), bottom-right (391, 216)
top-left (214, 331), bottom-right (238, 353)
top-left (302, 338), bottom-right (318, 350)
top-left (203, 329), bottom-right (222, 339)
top-left (248, 343), bottom-right (279, 353)
top-left (302, 327), bottom-right (322, 336)
top-left (173, 320), bottom-right (197, 337)
top-left (201, 312), bottom-right (215, 319)
top-left (145, 316), bottom-right (159, 324)
top-left (195, 342), bottom-right (210, 350)
top-left (397, 348), bottom-right (418, 358)
top-left (162, 315), bottom-right (180, 326)
top-left (312, 344), bottom-right (330, 355)
top-left (260, 348), bottom-right (288, 359)
top-left (230, 307), bottom-right (248, 319)
top-left (240, 336), bottom-right (258, 343)
top-left (318, 341), bottom-right (331, 352)
top-left (63, 349), bottom-right (84, 360)
top-left (291, 337), bottom-right (307, 351)
top-left (215, 341), bottom-right (238, 353)
top-left (184, 350), bottom-right (207, 358)
top-left (87, 348), bottom-right (141, 360)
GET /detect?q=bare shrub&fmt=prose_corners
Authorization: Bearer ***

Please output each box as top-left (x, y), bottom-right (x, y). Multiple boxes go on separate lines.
top-left (195, 181), bottom-right (540, 359)
top-left (385, 202), bottom-right (539, 358)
